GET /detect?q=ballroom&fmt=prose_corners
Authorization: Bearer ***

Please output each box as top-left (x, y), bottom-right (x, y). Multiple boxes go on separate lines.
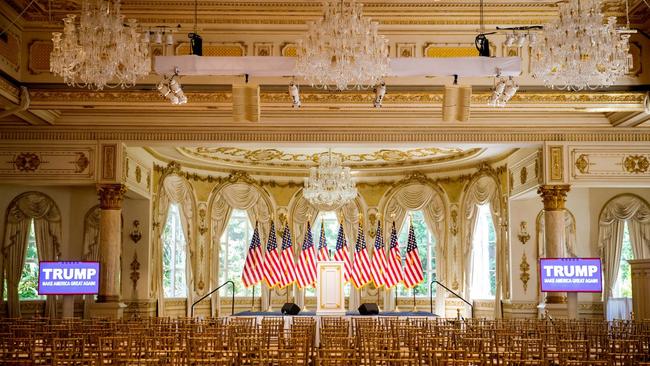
top-left (0, 0), bottom-right (649, 364)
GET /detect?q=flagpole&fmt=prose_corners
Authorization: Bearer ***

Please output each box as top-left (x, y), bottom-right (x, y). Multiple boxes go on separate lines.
top-left (412, 288), bottom-right (417, 312)
top-left (251, 286), bottom-right (256, 311)
top-left (394, 287), bottom-right (399, 312)
top-left (267, 286), bottom-right (273, 312)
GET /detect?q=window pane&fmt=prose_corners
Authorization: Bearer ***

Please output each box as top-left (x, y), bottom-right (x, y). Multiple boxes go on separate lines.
top-left (397, 211), bottom-right (436, 298)
top-left (220, 209), bottom-right (259, 297)
top-left (19, 220), bottom-right (42, 300)
top-left (470, 204), bottom-right (496, 299)
top-left (613, 221), bottom-right (633, 298)
top-left (162, 204), bottom-right (188, 298)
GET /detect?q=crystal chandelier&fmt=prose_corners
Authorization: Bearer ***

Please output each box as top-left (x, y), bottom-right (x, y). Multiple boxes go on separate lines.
top-left (294, 0), bottom-right (390, 90)
top-left (530, 0), bottom-right (631, 91)
top-left (303, 149), bottom-right (358, 211)
top-left (50, 0), bottom-right (151, 90)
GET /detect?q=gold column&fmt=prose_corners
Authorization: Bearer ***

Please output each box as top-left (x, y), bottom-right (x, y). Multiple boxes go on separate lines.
top-left (537, 184), bottom-right (571, 304)
top-left (97, 184), bottom-right (127, 303)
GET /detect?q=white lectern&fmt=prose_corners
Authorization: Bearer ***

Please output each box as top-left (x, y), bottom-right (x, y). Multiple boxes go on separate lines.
top-left (316, 261), bottom-right (346, 315)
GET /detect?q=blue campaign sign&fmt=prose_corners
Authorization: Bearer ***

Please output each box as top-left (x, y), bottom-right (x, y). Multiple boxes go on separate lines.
top-left (38, 261), bottom-right (100, 295)
top-left (539, 258), bottom-right (602, 293)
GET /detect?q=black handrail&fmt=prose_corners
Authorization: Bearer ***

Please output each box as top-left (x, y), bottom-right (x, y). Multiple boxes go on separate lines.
top-left (191, 280), bottom-right (235, 317)
top-left (430, 280), bottom-right (474, 318)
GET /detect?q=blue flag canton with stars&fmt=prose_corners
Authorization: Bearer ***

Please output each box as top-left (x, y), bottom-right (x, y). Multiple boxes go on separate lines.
top-left (281, 224), bottom-right (292, 250)
top-left (335, 223), bottom-right (346, 250)
top-left (267, 222), bottom-right (278, 251)
top-left (302, 221), bottom-right (314, 250)
top-left (374, 221), bottom-right (384, 250)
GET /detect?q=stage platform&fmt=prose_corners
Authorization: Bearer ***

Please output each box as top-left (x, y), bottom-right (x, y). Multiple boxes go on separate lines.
top-left (233, 310), bottom-right (439, 317)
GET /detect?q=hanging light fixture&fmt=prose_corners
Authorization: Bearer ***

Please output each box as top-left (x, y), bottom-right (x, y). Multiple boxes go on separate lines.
top-left (530, 0), bottom-right (632, 91)
top-left (303, 149), bottom-right (358, 211)
top-left (50, 0), bottom-right (151, 90)
top-left (294, 0), bottom-right (390, 90)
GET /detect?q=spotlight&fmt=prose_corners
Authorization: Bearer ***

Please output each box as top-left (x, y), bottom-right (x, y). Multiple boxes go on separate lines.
top-left (528, 32), bottom-right (538, 45)
top-left (142, 30), bottom-right (151, 43)
top-left (154, 30), bottom-right (163, 44)
top-left (488, 73), bottom-right (518, 108)
top-left (157, 68), bottom-right (188, 105)
top-left (373, 82), bottom-right (386, 108)
top-left (289, 82), bottom-right (301, 108)
top-left (516, 34), bottom-right (527, 47)
top-left (504, 33), bottom-right (516, 47)
top-left (165, 32), bottom-right (174, 46)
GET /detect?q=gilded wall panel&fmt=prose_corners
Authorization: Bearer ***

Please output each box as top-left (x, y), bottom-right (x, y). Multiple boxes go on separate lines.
top-left (509, 150), bottom-right (542, 197)
top-left (124, 151), bottom-right (151, 198)
top-left (569, 146), bottom-right (650, 184)
top-left (0, 144), bottom-right (96, 182)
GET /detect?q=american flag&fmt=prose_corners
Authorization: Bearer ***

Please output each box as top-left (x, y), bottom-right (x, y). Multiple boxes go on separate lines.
top-left (296, 221), bottom-right (317, 288)
top-left (333, 222), bottom-right (352, 282)
top-left (384, 221), bottom-right (403, 289)
top-left (369, 221), bottom-right (388, 288)
top-left (242, 222), bottom-right (264, 288)
top-left (262, 221), bottom-right (282, 288)
top-left (278, 223), bottom-right (296, 288)
top-left (350, 223), bottom-right (372, 289)
top-left (316, 221), bottom-right (329, 262)
top-left (402, 220), bottom-right (424, 289)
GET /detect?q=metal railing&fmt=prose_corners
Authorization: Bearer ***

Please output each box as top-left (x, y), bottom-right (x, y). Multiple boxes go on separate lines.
top-left (430, 280), bottom-right (474, 318)
top-left (190, 280), bottom-right (235, 317)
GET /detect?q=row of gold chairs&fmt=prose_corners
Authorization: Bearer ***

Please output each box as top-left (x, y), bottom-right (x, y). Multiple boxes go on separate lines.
top-left (0, 316), bottom-right (649, 365)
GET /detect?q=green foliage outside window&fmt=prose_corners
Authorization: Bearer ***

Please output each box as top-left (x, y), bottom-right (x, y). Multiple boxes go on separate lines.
top-left (19, 220), bottom-right (42, 300)
top-left (220, 209), bottom-right (259, 297)
top-left (396, 211), bottom-right (436, 298)
top-left (614, 221), bottom-right (633, 298)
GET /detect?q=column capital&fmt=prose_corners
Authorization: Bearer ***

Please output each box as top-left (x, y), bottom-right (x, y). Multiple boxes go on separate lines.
top-left (537, 184), bottom-right (571, 211)
top-left (97, 184), bottom-right (127, 210)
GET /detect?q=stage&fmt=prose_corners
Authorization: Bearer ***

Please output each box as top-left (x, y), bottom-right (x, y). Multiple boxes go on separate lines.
top-left (232, 310), bottom-right (439, 317)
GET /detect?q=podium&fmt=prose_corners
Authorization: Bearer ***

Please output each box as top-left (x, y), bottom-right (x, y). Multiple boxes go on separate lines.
top-left (316, 261), bottom-right (346, 315)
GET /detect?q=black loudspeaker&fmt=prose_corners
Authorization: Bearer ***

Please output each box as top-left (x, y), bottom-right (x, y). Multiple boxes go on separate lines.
top-left (281, 302), bottom-right (301, 315)
top-left (358, 303), bottom-right (379, 315)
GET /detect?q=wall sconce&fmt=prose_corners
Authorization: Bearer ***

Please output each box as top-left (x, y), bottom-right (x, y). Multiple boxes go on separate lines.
top-left (367, 211), bottom-right (378, 238)
top-left (129, 220), bottom-right (142, 243)
top-left (518, 221), bottom-right (530, 245)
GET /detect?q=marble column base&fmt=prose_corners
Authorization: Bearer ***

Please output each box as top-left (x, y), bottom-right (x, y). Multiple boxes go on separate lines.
top-left (87, 302), bottom-right (127, 319)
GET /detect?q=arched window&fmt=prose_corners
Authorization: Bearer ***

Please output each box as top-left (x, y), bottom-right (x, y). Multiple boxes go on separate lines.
top-left (470, 204), bottom-right (496, 299)
top-left (19, 220), bottom-right (41, 300)
top-left (304, 211), bottom-right (341, 297)
top-left (162, 203), bottom-right (188, 298)
top-left (612, 221), bottom-right (633, 298)
top-left (219, 209), bottom-right (259, 296)
top-left (397, 211), bottom-right (436, 297)
top-left (311, 211), bottom-right (339, 255)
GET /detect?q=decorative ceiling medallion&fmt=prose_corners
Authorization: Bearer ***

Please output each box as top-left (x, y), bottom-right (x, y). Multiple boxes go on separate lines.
top-left (177, 146), bottom-right (478, 170)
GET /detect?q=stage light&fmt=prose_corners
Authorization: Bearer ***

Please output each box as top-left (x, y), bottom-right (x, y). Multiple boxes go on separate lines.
top-left (154, 29), bottom-right (163, 44)
top-left (165, 32), bottom-right (174, 46)
top-left (488, 73), bottom-right (517, 107)
top-left (142, 30), bottom-right (151, 44)
top-left (289, 82), bottom-right (301, 108)
top-left (373, 82), bottom-right (386, 108)
top-left (157, 68), bottom-right (188, 105)
top-left (504, 33), bottom-right (516, 47)
top-left (516, 34), bottom-right (527, 47)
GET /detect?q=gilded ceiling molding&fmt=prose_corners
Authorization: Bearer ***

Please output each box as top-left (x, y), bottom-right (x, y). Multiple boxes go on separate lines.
top-left (26, 89), bottom-right (646, 106)
top-left (3, 128), bottom-right (650, 143)
top-left (177, 146), bottom-right (480, 170)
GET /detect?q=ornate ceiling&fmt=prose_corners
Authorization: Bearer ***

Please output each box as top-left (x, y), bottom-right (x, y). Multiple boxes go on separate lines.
top-left (0, 0), bottom-right (648, 143)
top-left (147, 145), bottom-right (514, 176)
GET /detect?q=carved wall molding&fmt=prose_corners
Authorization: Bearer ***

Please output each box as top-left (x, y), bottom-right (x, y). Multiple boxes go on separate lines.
top-left (0, 145), bottom-right (96, 182)
top-left (520, 253), bottom-right (530, 293)
top-left (569, 146), bottom-right (650, 183)
top-left (4, 128), bottom-right (650, 144)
